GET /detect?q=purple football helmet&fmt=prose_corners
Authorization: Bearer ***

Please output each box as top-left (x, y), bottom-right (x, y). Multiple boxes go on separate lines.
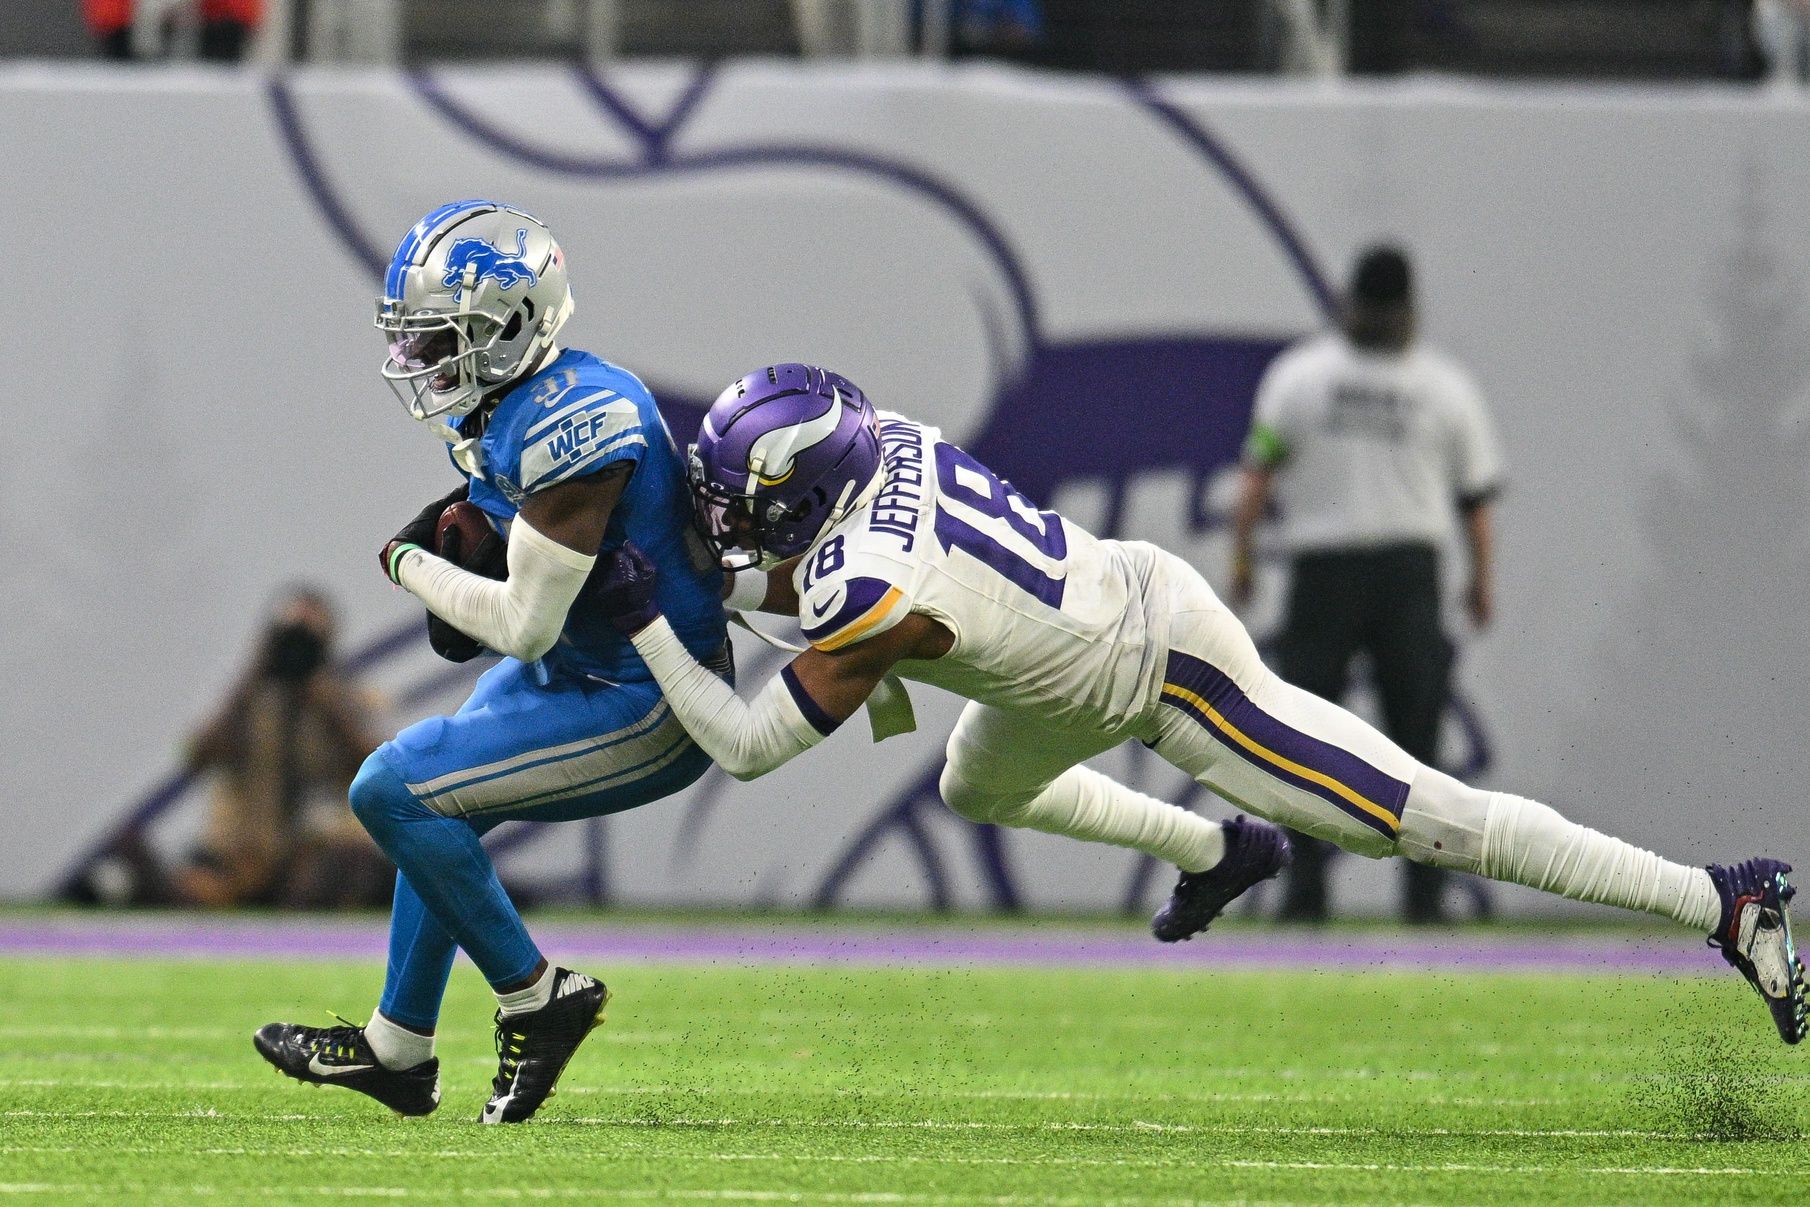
top-left (689, 363), bottom-right (882, 570)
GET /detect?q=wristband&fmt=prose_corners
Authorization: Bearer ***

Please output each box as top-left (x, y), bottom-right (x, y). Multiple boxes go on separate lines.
top-left (724, 568), bottom-right (770, 613)
top-left (387, 542), bottom-right (423, 585)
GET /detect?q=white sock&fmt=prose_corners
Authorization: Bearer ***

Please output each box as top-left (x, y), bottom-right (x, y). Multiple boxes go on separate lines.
top-left (1004, 766), bottom-right (1227, 873)
top-left (496, 964), bottom-right (557, 1017)
top-left (1479, 793), bottom-right (1720, 932)
top-left (365, 1010), bottom-right (435, 1071)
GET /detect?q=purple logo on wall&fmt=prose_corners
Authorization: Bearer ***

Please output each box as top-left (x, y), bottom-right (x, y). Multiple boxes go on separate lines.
top-left (248, 67), bottom-right (1491, 913)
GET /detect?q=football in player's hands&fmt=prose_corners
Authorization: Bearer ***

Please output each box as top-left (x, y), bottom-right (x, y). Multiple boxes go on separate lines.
top-left (424, 501), bottom-right (505, 663)
top-left (435, 502), bottom-right (507, 580)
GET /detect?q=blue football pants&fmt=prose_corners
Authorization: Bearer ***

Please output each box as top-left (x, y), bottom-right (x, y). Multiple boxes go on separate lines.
top-left (349, 658), bottom-right (712, 1030)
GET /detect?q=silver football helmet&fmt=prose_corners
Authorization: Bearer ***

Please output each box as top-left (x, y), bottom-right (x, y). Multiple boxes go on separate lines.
top-left (376, 200), bottom-right (575, 422)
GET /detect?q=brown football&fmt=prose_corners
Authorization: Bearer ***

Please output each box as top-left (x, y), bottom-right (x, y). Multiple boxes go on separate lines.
top-left (435, 500), bottom-right (497, 565)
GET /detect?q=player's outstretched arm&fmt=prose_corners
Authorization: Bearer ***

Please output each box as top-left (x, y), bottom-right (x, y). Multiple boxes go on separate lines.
top-left (602, 543), bottom-right (942, 780)
top-left (383, 466), bottom-right (630, 663)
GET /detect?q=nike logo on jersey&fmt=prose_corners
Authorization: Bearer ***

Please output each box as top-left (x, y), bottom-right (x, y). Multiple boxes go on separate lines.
top-left (308, 1054), bottom-right (374, 1077)
top-left (540, 386), bottom-right (620, 412)
top-left (809, 588), bottom-right (846, 621)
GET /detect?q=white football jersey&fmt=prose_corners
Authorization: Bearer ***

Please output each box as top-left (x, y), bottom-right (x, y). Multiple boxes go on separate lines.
top-left (790, 412), bottom-right (1172, 731)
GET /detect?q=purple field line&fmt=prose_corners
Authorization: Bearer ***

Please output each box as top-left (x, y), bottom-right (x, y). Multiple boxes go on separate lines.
top-left (0, 916), bottom-right (1719, 975)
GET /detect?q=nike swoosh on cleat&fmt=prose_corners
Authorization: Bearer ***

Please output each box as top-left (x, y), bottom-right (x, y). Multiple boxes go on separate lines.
top-left (557, 974), bottom-right (596, 999)
top-left (308, 1055), bottom-right (374, 1077)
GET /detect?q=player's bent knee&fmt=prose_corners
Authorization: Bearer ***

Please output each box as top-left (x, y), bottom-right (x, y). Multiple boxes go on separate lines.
top-left (938, 762), bottom-right (1033, 826)
top-left (937, 762), bottom-right (996, 823)
top-left (348, 750), bottom-right (421, 837)
top-left (1395, 766), bottom-right (1491, 873)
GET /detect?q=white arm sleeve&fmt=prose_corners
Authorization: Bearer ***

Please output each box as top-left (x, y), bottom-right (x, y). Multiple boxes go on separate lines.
top-left (630, 616), bottom-right (828, 781)
top-left (393, 517), bottom-right (596, 663)
top-left (723, 568), bottom-right (770, 613)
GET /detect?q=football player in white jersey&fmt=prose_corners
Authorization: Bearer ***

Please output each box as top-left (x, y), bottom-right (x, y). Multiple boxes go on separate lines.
top-left (597, 363), bottom-right (1805, 1046)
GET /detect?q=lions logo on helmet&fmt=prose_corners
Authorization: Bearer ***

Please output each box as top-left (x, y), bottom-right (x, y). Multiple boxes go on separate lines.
top-left (376, 200), bottom-right (575, 423)
top-left (441, 229), bottom-right (540, 299)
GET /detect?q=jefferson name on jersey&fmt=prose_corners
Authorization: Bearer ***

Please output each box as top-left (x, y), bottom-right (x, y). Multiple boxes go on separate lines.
top-left (797, 418), bottom-right (928, 651)
top-left (790, 412), bottom-right (1167, 730)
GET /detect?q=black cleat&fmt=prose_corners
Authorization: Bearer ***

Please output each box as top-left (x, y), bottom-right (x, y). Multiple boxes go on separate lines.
top-left (253, 1018), bottom-right (440, 1116)
top-left (1152, 815), bottom-right (1292, 943)
top-left (480, 968), bottom-right (610, 1124)
top-left (1706, 858), bottom-right (1807, 1045)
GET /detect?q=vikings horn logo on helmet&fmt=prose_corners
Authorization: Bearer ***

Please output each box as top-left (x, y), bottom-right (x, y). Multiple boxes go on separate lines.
top-left (747, 392), bottom-right (846, 487)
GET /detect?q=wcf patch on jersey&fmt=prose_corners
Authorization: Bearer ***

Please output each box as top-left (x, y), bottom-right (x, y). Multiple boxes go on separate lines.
top-left (520, 397), bottom-right (645, 491)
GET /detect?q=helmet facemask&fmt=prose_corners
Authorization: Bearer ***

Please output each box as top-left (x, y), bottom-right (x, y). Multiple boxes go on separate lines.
top-left (689, 452), bottom-right (791, 572)
top-left (376, 298), bottom-right (516, 422)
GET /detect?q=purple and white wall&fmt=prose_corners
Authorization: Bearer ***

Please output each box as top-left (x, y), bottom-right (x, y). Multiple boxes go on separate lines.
top-left (4, 63), bottom-right (1807, 911)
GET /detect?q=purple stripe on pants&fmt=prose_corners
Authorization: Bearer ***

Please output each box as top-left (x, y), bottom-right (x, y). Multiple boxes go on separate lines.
top-left (1162, 649), bottom-right (1409, 837)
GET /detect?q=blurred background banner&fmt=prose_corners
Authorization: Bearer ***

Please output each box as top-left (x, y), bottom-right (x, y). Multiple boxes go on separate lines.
top-left (4, 62), bottom-right (1806, 909)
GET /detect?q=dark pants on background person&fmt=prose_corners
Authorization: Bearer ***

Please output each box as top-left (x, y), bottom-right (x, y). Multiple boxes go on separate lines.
top-left (1274, 542), bottom-right (1454, 922)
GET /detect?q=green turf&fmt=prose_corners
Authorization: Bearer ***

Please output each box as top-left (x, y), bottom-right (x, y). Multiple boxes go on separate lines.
top-left (0, 948), bottom-right (1804, 1206)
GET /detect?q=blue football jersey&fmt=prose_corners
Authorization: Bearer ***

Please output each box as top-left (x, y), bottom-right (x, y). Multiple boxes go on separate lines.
top-left (459, 349), bottom-right (726, 683)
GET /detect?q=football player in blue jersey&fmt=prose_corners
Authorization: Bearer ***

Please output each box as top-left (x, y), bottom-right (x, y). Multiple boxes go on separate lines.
top-left (254, 201), bottom-right (732, 1123)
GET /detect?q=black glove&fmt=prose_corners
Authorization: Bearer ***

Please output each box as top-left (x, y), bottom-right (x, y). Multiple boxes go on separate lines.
top-left (426, 613), bottom-right (484, 663)
top-left (425, 504), bottom-right (508, 663)
top-left (381, 482), bottom-right (469, 584)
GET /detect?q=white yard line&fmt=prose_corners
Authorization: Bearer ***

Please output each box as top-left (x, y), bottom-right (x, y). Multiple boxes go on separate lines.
top-left (1217, 1160), bottom-right (1768, 1177)
top-left (543, 1116), bottom-right (1737, 1143)
top-left (0, 1025), bottom-right (240, 1040)
top-left (0, 1078), bottom-right (1564, 1107)
top-left (0, 1109), bottom-right (311, 1122)
top-left (0, 1115), bottom-right (1787, 1148)
top-left (0, 1185), bottom-right (1423, 1207)
top-left (0, 1026), bottom-right (678, 1044)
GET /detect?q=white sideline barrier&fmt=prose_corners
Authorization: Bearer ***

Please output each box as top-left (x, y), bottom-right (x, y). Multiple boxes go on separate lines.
top-left (3, 63), bottom-right (1807, 910)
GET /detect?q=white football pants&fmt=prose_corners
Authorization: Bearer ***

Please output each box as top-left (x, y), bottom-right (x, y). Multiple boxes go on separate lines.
top-left (938, 551), bottom-right (1718, 930)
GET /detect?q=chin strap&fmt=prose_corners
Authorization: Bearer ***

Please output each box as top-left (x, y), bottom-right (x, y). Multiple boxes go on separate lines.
top-left (427, 423), bottom-right (486, 479)
top-left (828, 465), bottom-right (885, 530)
top-left (729, 614), bottom-right (916, 742)
top-left (427, 350), bottom-right (565, 482)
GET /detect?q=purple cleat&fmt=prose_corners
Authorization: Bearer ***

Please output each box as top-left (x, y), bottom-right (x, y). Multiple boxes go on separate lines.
top-left (1151, 815), bottom-right (1293, 943)
top-left (1706, 858), bottom-right (1807, 1045)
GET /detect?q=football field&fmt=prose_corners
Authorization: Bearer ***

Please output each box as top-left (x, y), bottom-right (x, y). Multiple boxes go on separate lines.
top-left (0, 914), bottom-right (1804, 1206)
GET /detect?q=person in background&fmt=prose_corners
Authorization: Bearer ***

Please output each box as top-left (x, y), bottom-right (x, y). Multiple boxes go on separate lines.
top-left (85, 0), bottom-right (263, 62)
top-left (1231, 244), bottom-right (1503, 924)
top-left (177, 587), bottom-right (387, 908)
top-left (1754, 0), bottom-right (1810, 84)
